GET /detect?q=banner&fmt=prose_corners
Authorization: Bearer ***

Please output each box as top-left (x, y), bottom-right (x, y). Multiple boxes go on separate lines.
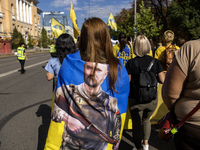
top-left (45, 51), bottom-right (130, 150)
top-left (70, 1), bottom-right (80, 39)
top-left (108, 13), bottom-right (117, 31)
top-left (51, 18), bottom-right (65, 39)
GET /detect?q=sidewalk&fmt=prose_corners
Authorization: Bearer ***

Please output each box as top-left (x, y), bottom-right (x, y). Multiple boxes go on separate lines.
top-left (119, 126), bottom-right (176, 150)
top-left (0, 48), bottom-right (49, 57)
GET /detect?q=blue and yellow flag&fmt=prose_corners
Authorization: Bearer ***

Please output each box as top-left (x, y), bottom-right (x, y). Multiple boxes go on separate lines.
top-left (108, 13), bottom-right (117, 31)
top-left (51, 18), bottom-right (65, 39)
top-left (70, 1), bottom-right (80, 39)
top-left (44, 51), bottom-right (130, 150)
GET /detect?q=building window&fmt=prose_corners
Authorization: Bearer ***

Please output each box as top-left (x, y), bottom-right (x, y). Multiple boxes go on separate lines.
top-left (11, 3), bottom-right (14, 15)
top-left (21, 26), bottom-right (23, 34)
top-left (0, 22), bottom-right (2, 32)
top-left (12, 24), bottom-right (15, 30)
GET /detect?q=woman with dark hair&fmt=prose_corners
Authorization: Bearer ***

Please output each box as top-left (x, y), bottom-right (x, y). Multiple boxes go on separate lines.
top-left (113, 32), bottom-right (133, 66)
top-left (45, 33), bottom-right (77, 113)
top-left (45, 33), bottom-right (76, 82)
top-left (126, 35), bottom-right (165, 150)
top-left (45, 17), bottom-right (130, 150)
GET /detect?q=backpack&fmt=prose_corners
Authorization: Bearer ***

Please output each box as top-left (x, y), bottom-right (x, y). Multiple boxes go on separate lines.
top-left (133, 59), bottom-right (157, 104)
top-left (162, 45), bottom-right (177, 71)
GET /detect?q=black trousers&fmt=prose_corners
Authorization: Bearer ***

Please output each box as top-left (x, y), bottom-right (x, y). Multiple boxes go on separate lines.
top-left (19, 59), bottom-right (25, 73)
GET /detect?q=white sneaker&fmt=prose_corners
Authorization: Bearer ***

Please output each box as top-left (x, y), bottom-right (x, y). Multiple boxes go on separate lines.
top-left (142, 144), bottom-right (149, 150)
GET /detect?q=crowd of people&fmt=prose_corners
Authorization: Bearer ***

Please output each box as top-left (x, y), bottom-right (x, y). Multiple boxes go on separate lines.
top-left (43, 17), bottom-right (200, 150)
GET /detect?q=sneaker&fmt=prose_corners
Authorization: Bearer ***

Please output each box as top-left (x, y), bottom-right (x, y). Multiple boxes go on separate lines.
top-left (142, 144), bottom-right (149, 150)
top-left (132, 147), bottom-right (137, 150)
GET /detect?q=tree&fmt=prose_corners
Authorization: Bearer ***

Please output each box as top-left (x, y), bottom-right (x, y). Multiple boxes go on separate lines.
top-left (117, 13), bottom-right (135, 37)
top-left (142, 0), bottom-right (172, 31)
top-left (136, 1), bottom-right (163, 40)
top-left (168, 0), bottom-right (200, 40)
top-left (27, 34), bottom-right (35, 48)
top-left (112, 0), bottom-right (166, 42)
top-left (109, 8), bottom-right (134, 39)
top-left (11, 27), bottom-right (25, 49)
top-left (41, 27), bottom-right (48, 48)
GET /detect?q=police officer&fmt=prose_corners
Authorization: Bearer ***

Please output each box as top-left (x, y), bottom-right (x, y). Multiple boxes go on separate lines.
top-left (17, 43), bottom-right (28, 74)
top-left (49, 42), bottom-right (56, 54)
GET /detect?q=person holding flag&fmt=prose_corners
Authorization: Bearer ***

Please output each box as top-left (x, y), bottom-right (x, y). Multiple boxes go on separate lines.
top-left (44, 17), bottom-right (129, 150)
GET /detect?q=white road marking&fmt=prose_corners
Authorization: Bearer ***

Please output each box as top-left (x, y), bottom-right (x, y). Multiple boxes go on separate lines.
top-left (0, 60), bottom-right (48, 78)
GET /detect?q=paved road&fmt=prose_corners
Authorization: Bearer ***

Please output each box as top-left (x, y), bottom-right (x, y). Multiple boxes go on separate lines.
top-left (0, 52), bottom-right (52, 150)
top-left (0, 51), bottom-right (176, 150)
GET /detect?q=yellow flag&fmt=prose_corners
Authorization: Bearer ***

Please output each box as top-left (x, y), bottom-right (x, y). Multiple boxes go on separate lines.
top-left (70, 1), bottom-right (80, 39)
top-left (51, 18), bottom-right (65, 39)
top-left (108, 13), bottom-right (117, 31)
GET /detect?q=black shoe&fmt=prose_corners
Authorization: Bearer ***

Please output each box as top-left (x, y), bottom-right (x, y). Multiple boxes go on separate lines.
top-left (21, 70), bottom-right (25, 74)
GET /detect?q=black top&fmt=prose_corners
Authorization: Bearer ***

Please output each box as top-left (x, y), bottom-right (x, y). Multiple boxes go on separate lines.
top-left (126, 55), bottom-right (163, 98)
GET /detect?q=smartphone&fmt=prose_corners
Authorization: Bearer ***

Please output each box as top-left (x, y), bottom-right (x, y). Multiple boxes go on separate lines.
top-left (127, 36), bottom-right (131, 42)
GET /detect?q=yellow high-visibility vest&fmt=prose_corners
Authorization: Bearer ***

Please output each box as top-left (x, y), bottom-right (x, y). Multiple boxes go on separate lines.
top-left (50, 45), bottom-right (56, 53)
top-left (17, 47), bottom-right (25, 60)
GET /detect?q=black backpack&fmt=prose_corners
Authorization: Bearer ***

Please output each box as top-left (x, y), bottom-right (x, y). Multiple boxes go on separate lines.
top-left (133, 59), bottom-right (157, 104)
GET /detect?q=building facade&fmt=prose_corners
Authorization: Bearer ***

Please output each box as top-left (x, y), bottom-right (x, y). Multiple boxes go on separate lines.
top-left (42, 11), bottom-right (73, 38)
top-left (0, 0), bottom-right (42, 43)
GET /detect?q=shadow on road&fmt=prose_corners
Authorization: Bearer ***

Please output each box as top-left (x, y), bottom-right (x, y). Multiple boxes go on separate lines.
top-left (119, 124), bottom-right (176, 150)
top-left (36, 104), bottom-right (51, 150)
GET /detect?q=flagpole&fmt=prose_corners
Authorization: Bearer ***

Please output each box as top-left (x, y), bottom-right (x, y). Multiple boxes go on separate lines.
top-left (134, 0), bottom-right (137, 40)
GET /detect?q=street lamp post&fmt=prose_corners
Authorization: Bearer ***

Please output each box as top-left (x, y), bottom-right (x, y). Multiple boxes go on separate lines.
top-left (134, 0), bottom-right (137, 40)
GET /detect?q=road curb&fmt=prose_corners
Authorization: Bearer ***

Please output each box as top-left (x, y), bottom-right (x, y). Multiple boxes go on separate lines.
top-left (0, 48), bottom-right (49, 58)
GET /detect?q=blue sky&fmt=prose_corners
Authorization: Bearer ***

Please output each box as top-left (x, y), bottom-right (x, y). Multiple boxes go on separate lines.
top-left (38, 0), bottom-right (132, 29)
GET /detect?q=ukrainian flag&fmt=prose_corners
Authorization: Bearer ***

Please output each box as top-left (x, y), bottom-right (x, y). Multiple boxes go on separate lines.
top-left (108, 13), bottom-right (117, 31)
top-left (70, 1), bottom-right (80, 39)
top-left (51, 18), bottom-right (65, 39)
top-left (44, 51), bottom-right (130, 150)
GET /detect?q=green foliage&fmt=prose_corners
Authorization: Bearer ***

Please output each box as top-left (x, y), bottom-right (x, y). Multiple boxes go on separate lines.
top-left (136, 1), bottom-right (163, 39)
top-left (40, 27), bottom-right (52, 47)
top-left (111, 1), bottom-right (162, 42)
top-left (11, 27), bottom-right (25, 49)
top-left (118, 13), bottom-right (135, 37)
top-left (41, 27), bottom-right (48, 48)
top-left (110, 0), bottom-right (200, 43)
top-left (168, 0), bottom-right (200, 40)
top-left (109, 8), bottom-right (135, 39)
top-left (27, 34), bottom-right (35, 48)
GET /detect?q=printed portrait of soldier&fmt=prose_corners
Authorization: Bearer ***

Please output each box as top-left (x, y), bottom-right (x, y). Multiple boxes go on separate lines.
top-left (52, 62), bottom-right (121, 150)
